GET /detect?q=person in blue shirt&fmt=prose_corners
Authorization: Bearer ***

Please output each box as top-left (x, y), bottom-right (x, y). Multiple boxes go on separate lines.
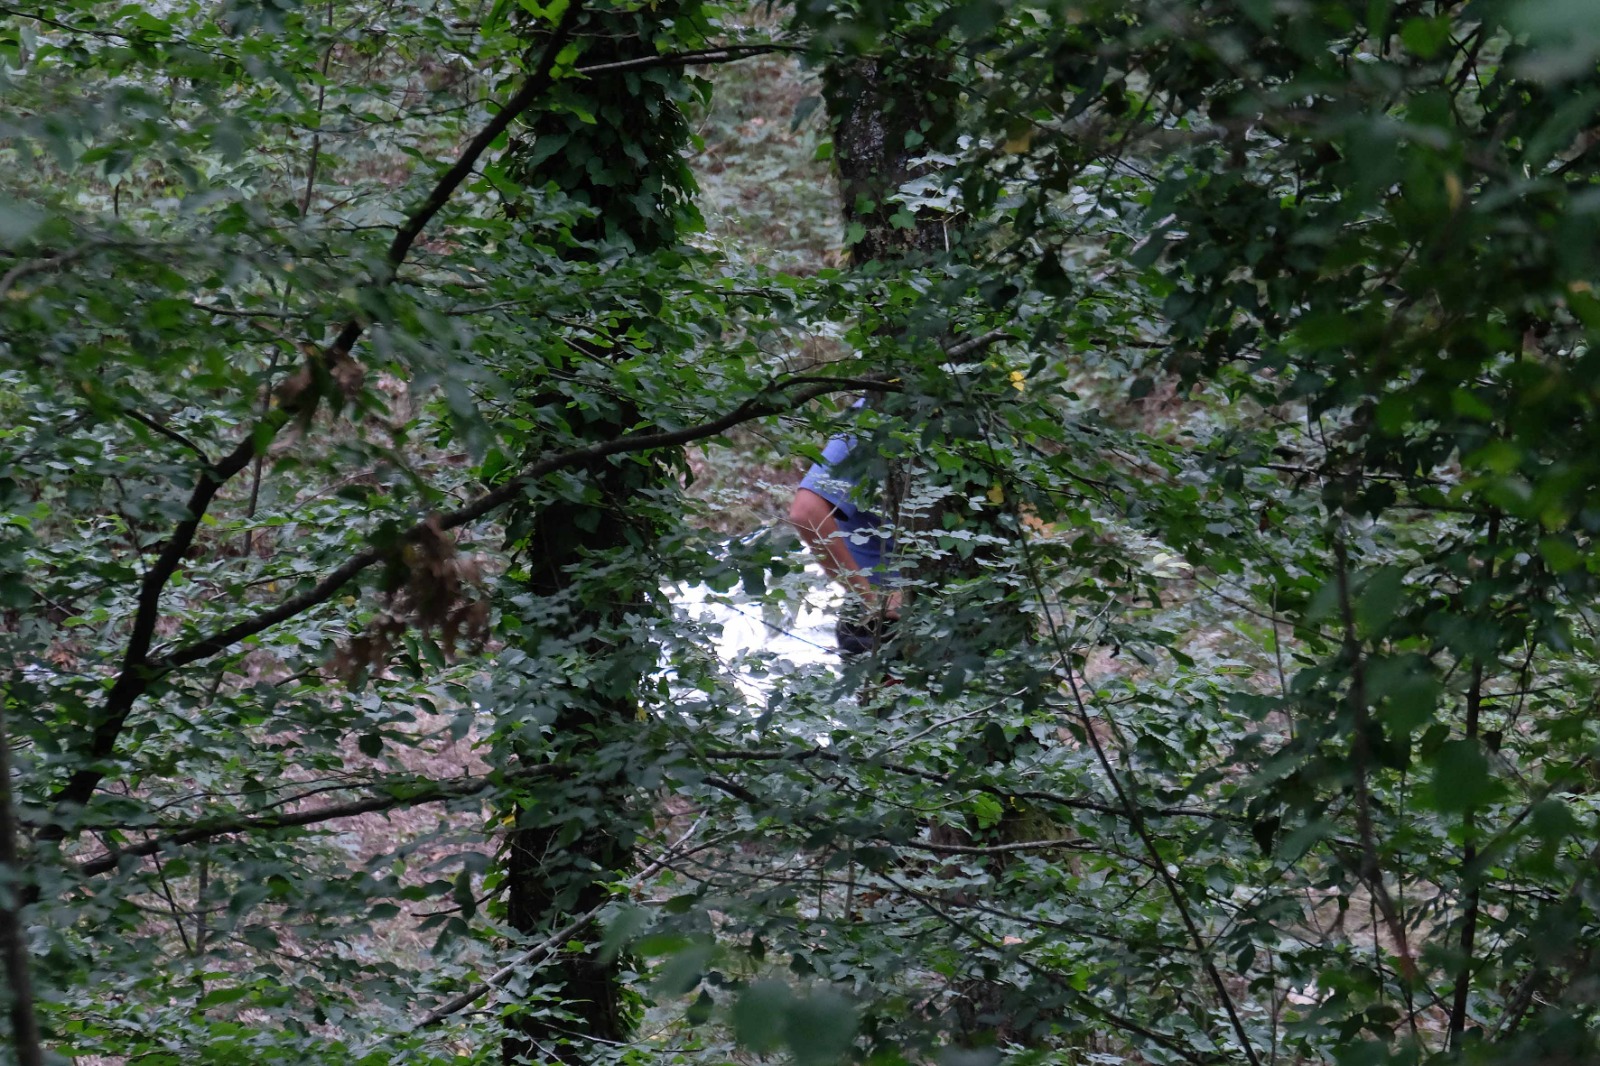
top-left (788, 403), bottom-right (898, 655)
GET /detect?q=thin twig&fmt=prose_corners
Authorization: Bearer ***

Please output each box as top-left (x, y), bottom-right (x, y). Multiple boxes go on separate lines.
top-left (118, 409), bottom-right (213, 464)
top-left (1449, 510), bottom-right (1498, 1049)
top-left (301, 0), bottom-right (337, 220)
top-left (689, 743), bottom-right (1221, 821)
top-left (77, 771), bottom-right (527, 877)
top-left (572, 42), bottom-right (803, 76)
top-left (872, 866), bottom-right (1209, 1063)
top-left (1330, 530), bottom-right (1416, 982)
top-left (957, 373), bottom-right (1263, 1065)
top-left (189, 302), bottom-right (311, 320)
top-left (148, 846), bottom-right (196, 957)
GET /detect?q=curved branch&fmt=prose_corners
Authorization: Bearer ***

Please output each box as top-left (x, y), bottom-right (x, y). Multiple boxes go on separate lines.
top-left (76, 771), bottom-right (535, 878)
top-left (327, 0), bottom-right (585, 359)
top-left (44, 424), bottom-right (278, 833)
top-left (689, 744), bottom-right (1222, 821)
top-left (39, 5), bottom-right (589, 834)
top-left (118, 408), bottom-right (214, 464)
top-left (157, 375), bottom-right (880, 671)
top-left (0, 245), bottom-right (92, 300)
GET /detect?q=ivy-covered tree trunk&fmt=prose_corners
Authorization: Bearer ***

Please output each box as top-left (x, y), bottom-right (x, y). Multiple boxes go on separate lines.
top-left (498, 4), bottom-right (704, 1062)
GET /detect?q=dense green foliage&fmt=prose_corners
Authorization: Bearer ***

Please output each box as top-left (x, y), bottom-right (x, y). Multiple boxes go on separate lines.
top-left (6, 1), bottom-right (1600, 1065)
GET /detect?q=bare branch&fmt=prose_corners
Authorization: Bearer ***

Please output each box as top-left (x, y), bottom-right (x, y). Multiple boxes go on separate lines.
top-left (156, 373), bottom-right (885, 672)
top-left (689, 743), bottom-right (1222, 821)
top-left (905, 835), bottom-right (1105, 856)
top-left (945, 326), bottom-right (1013, 359)
top-left (189, 302), bottom-right (312, 320)
top-left (1330, 529), bottom-right (1415, 981)
top-left (573, 43), bottom-right (804, 77)
top-left (117, 409), bottom-right (214, 465)
top-left (37, 4), bottom-right (590, 834)
top-left (0, 245), bottom-right (91, 300)
top-left (76, 771), bottom-right (533, 878)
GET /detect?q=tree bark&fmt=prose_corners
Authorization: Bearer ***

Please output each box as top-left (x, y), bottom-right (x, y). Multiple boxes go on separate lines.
top-left (498, 5), bottom-right (703, 1061)
top-left (823, 55), bottom-right (952, 261)
top-left (0, 688), bottom-right (45, 1066)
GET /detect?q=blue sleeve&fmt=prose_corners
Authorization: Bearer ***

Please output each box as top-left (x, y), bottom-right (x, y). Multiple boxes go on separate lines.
top-left (798, 433), bottom-right (862, 518)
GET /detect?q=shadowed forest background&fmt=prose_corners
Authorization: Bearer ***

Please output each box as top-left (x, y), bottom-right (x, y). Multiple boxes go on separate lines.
top-left (6, 2), bottom-right (1600, 1065)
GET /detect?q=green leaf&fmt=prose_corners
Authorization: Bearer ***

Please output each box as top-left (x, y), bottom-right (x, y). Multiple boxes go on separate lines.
top-left (784, 988), bottom-right (858, 1066)
top-left (1399, 16), bottom-right (1450, 59)
top-left (1368, 655), bottom-right (1441, 734)
top-left (1366, 0), bottom-right (1391, 40)
top-left (1538, 534), bottom-right (1583, 572)
top-left (940, 1048), bottom-right (1001, 1066)
top-left (1530, 798), bottom-right (1577, 842)
top-left (1431, 739), bottom-right (1496, 812)
top-left (1355, 567), bottom-right (1405, 636)
top-left (791, 95), bottom-right (821, 132)
top-left (971, 793), bottom-right (1004, 829)
top-left (196, 985), bottom-right (253, 1009)
top-left (686, 988), bottom-right (714, 1025)
top-left (600, 904), bottom-right (650, 961)
top-left (652, 941), bottom-right (715, 997)
top-left (0, 196), bottom-right (46, 243)
top-left (1277, 819), bottom-right (1333, 864)
top-left (732, 980), bottom-right (791, 1053)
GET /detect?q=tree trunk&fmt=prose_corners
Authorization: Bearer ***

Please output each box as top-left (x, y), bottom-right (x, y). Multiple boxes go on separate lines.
top-left (0, 692), bottom-right (45, 1066)
top-left (823, 56), bottom-right (951, 261)
top-left (498, 5), bottom-right (703, 1062)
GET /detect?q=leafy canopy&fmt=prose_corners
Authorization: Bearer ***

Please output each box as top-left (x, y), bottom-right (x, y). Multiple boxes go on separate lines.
top-left (5, 2), bottom-right (1600, 1066)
